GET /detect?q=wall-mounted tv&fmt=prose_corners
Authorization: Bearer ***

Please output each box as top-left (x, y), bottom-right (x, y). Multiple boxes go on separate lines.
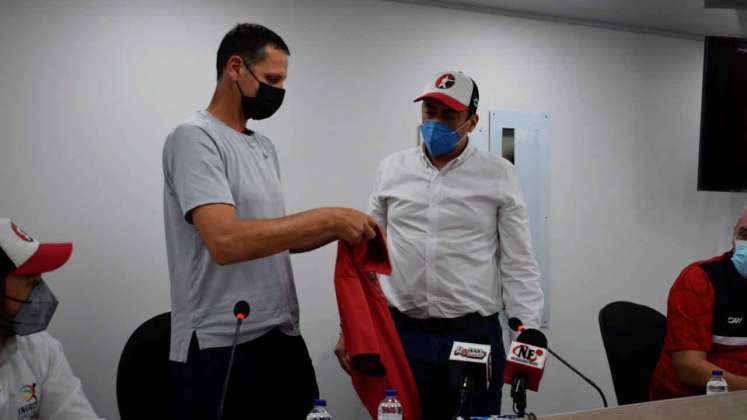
top-left (698, 36), bottom-right (747, 192)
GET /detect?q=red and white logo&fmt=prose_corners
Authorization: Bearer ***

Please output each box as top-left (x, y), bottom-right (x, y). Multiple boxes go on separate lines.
top-left (453, 345), bottom-right (487, 360)
top-left (435, 73), bottom-right (456, 89)
top-left (11, 223), bottom-right (34, 243)
top-left (512, 344), bottom-right (544, 363)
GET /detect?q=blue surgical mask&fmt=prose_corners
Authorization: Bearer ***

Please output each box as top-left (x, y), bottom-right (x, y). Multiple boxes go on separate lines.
top-left (732, 240), bottom-right (747, 279)
top-left (420, 120), bottom-right (468, 157)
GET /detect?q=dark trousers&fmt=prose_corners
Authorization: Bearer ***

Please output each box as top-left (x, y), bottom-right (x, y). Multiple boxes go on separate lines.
top-left (391, 309), bottom-right (506, 420)
top-left (169, 328), bottom-right (319, 420)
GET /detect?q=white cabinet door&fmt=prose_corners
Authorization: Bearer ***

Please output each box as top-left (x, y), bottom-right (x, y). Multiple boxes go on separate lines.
top-left (489, 110), bottom-right (552, 329)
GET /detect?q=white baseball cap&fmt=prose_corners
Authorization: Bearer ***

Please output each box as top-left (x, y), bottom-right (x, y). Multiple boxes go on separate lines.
top-left (0, 218), bottom-right (73, 277)
top-left (414, 71), bottom-right (480, 114)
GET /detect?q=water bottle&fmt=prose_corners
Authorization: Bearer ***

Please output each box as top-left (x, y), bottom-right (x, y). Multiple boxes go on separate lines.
top-left (307, 399), bottom-right (332, 420)
top-left (378, 388), bottom-right (403, 420)
top-left (706, 370), bottom-right (728, 395)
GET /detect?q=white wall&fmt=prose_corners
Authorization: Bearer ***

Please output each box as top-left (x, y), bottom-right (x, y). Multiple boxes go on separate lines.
top-left (0, 0), bottom-right (745, 418)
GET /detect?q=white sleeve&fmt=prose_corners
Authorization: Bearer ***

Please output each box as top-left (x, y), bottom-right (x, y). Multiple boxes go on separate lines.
top-left (40, 336), bottom-right (104, 420)
top-left (497, 162), bottom-right (545, 330)
top-left (368, 159), bottom-right (388, 229)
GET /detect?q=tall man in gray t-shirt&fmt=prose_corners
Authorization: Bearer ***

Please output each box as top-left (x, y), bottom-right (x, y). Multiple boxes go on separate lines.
top-left (163, 23), bottom-right (377, 420)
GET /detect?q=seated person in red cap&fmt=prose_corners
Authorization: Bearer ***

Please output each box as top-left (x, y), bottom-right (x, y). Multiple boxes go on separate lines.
top-left (0, 218), bottom-right (103, 419)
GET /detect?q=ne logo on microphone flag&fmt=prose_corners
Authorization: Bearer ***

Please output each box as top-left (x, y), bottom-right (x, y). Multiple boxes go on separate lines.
top-left (508, 342), bottom-right (547, 369)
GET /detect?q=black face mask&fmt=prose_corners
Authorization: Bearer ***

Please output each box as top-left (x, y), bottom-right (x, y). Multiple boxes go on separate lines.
top-left (236, 61), bottom-right (285, 121)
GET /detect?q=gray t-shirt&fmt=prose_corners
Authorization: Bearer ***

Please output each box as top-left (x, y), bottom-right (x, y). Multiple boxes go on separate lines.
top-left (162, 110), bottom-right (300, 362)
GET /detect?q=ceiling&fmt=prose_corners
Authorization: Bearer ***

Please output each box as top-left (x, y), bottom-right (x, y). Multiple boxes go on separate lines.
top-left (392, 0), bottom-right (747, 38)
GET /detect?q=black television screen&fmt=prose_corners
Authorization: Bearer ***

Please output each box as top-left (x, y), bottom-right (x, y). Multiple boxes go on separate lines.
top-left (698, 36), bottom-right (747, 192)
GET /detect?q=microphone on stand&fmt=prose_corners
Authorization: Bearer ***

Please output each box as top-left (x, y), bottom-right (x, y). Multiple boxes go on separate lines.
top-left (503, 324), bottom-right (548, 417)
top-left (448, 329), bottom-right (492, 420)
top-left (508, 318), bottom-right (608, 409)
top-left (216, 300), bottom-right (251, 420)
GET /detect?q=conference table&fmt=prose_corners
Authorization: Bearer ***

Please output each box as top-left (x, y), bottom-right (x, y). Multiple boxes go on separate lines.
top-left (539, 390), bottom-right (747, 419)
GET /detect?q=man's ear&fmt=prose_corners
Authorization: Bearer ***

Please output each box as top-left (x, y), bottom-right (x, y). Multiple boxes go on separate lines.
top-left (223, 55), bottom-right (244, 82)
top-left (468, 113), bottom-right (479, 132)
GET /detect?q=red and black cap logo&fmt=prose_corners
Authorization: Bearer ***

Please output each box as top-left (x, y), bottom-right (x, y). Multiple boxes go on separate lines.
top-left (435, 73), bottom-right (456, 89)
top-left (11, 223), bottom-right (34, 243)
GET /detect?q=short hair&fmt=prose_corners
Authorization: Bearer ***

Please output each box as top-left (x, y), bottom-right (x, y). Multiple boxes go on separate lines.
top-left (215, 23), bottom-right (290, 81)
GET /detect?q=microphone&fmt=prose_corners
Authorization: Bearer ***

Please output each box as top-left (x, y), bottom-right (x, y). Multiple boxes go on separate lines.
top-left (503, 322), bottom-right (548, 417)
top-left (234, 301), bottom-right (250, 321)
top-left (448, 329), bottom-right (492, 420)
top-left (216, 301), bottom-right (251, 420)
top-left (504, 327), bottom-right (548, 392)
top-left (508, 317), bottom-right (524, 333)
top-left (507, 318), bottom-right (608, 408)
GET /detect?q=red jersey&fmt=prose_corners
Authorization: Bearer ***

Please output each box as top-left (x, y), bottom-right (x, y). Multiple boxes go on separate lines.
top-left (650, 252), bottom-right (747, 400)
top-left (334, 227), bottom-right (421, 419)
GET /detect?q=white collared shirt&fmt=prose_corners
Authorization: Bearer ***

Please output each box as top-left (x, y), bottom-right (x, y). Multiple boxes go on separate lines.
top-left (369, 142), bottom-right (544, 328)
top-left (0, 332), bottom-right (103, 420)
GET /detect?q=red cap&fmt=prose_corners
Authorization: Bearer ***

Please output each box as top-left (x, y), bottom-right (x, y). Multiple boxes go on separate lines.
top-left (414, 71), bottom-right (479, 113)
top-left (0, 218), bottom-right (73, 276)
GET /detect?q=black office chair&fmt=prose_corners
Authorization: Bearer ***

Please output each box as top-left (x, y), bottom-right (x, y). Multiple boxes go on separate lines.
top-left (116, 312), bottom-right (171, 420)
top-left (599, 301), bottom-right (666, 405)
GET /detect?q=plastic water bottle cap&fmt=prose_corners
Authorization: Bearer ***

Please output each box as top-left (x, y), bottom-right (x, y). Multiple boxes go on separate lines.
top-left (712, 370), bottom-right (723, 376)
top-left (385, 388), bottom-right (397, 396)
top-left (314, 399), bottom-right (327, 406)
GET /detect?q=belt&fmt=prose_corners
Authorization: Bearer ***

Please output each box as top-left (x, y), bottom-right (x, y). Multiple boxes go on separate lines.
top-left (390, 307), bottom-right (496, 333)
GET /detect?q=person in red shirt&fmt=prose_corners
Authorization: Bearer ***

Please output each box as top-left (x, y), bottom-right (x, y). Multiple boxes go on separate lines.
top-left (650, 208), bottom-right (747, 400)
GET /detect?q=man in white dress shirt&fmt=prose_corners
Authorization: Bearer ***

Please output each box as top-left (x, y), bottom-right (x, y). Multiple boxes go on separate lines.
top-left (336, 71), bottom-right (544, 419)
top-left (0, 218), bottom-right (103, 420)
